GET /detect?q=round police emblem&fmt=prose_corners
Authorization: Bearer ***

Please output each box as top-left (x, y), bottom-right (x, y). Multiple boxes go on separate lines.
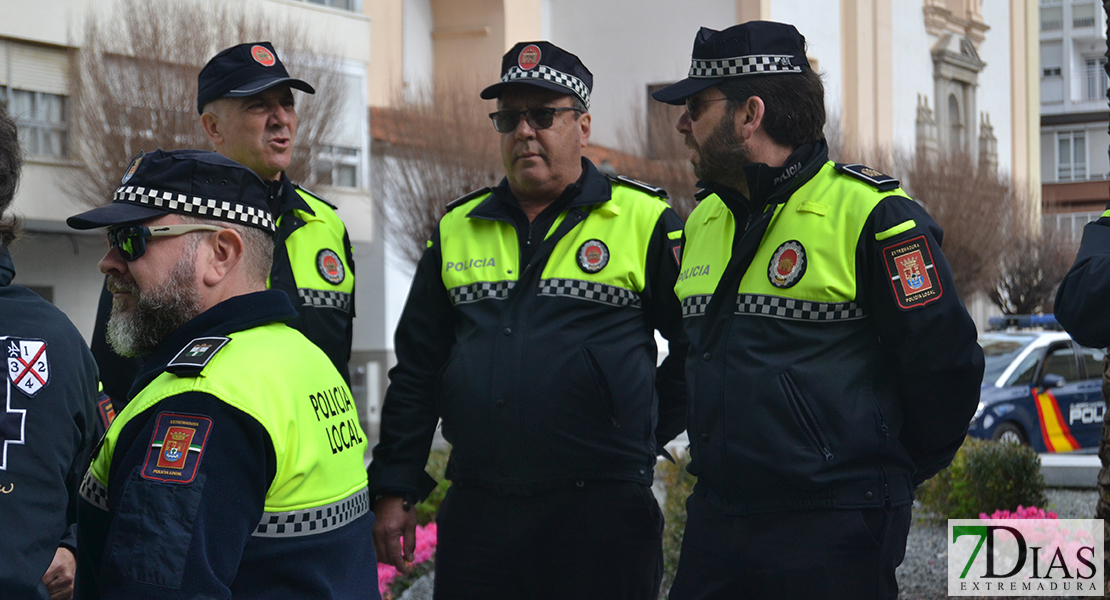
top-left (120, 154), bottom-right (143, 185)
top-left (518, 44), bottom-right (541, 70)
top-left (768, 240), bottom-right (806, 288)
top-left (316, 249), bottom-right (345, 284)
top-left (577, 239), bottom-right (609, 273)
top-left (251, 45), bottom-right (276, 67)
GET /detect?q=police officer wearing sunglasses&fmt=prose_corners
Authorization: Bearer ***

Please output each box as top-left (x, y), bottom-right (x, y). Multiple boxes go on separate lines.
top-left (367, 42), bottom-right (688, 599)
top-left (67, 149), bottom-right (378, 600)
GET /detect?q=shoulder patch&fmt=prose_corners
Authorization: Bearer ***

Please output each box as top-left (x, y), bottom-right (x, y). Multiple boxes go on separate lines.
top-left (97, 393), bottom-right (116, 429)
top-left (835, 163), bottom-right (900, 192)
top-left (607, 174), bottom-right (668, 199)
top-left (445, 187), bottom-right (491, 212)
top-left (7, 338), bottom-right (50, 397)
top-left (141, 412), bottom-right (212, 484)
top-left (882, 235), bottom-right (944, 310)
top-left (165, 337), bottom-right (231, 376)
top-left (294, 184), bottom-right (338, 210)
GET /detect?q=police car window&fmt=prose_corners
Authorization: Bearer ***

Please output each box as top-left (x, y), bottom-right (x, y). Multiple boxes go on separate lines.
top-left (1042, 345), bottom-right (1079, 383)
top-left (1081, 347), bottom-right (1106, 381)
top-left (980, 335), bottom-right (1039, 385)
top-left (1006, 353), bottom-right (1040, 387)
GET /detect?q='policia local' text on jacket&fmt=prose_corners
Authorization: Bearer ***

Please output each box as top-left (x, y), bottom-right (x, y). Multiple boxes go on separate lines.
top-left (0, 244), bottom-right (100, 600)
top-left (75, 291), bottom-right (377, 600)
top-left (90, 175), bottom-right (356, 408)
top-left (367, 159), bottom-right (688, 500)
top-left (676, 141), bottom-right (984, 515)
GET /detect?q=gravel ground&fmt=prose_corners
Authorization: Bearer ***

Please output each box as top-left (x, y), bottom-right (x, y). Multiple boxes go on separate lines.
top-left (897, 488), bottom-right (1099, 600)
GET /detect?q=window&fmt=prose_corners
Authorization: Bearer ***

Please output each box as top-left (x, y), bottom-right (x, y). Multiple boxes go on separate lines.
top-left (1043, 345), bottom-right (1079, 383)
top-left (1073, 1), bottom-right (1097, 28)
top-left (5, 88), bottom-right (67, 158)
top-left (1081, 347), bottom-right (1105, 381)
top-left (1058, 131), bottom-right (1087, 181)
top-left (313, 145), bottom-right (360, 188)
top-left (1085, 57), bottom-right (1108, 101)
top-left (296, 0), bottom-right (360, 10)
top-left (1008, 353), bottom-right (1041, 387)
top-left (1040, 1), bottom-right (1063, 31)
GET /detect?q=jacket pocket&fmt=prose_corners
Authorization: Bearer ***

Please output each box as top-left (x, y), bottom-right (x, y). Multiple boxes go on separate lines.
top-left (582, 346), bottom-right (619, 427)
top-left (778, 372), bottom-right (833, 460)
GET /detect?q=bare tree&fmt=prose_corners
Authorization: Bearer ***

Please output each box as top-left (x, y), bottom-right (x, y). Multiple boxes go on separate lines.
top-left (68, 0), bottom-right (347, 208)
top-left (616, 97), bottom-right (697, 219)
top-left (988, 226), bottom-right (1077, 314)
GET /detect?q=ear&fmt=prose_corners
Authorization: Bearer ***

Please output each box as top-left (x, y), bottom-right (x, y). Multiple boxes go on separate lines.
top-left (200, 228), bottom-right (245, 287)
top-left (733, 96), bottom-right (766, 141)
top-left (200, 112), bottom-right (223, 147)
top-left (578, 112), bottom-right (591, 148)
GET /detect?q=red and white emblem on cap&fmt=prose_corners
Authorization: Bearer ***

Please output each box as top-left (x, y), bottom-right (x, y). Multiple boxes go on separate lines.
top-left (251, 45), bottom-right (276, 67)
top-left (518, 45), bottom-right (541, 70)
top-left (768, 240), bottom-right (806, 288)
top-left (577, 239), bottom-right (609, 273)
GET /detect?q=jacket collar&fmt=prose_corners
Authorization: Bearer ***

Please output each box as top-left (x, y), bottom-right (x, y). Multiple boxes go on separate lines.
top-left (271, 173), bottom-right (314, 217)
top-left (129, 289), bottom-right (297, 398)
top-left (466, 157), bottom-right (611, 220)
top-left (0, 243), bottom-right (13, 287)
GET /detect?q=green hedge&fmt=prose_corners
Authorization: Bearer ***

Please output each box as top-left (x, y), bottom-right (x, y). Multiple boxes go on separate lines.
top-left (916, 437), bottom-right (1047, 519)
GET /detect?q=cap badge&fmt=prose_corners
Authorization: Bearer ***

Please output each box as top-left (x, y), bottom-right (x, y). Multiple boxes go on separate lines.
top-left (251, 45), bottom-right (276, 67)
top-left (120, 155), bottom-right (142, 185)
top-left (768, 240), bottom-right (806, 288)
top-left (577, 239), bottom-right (609, 273)
top-left (518, 44), bottom-right (541, 70)
top-left (317, 249), bottom-right (346, 284)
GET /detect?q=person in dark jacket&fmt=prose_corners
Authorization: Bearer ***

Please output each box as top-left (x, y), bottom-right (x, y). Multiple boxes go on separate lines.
top-left (367, 41), bottom-right (688, 599)
top-left (652, 22), bottom-right (984, 600)
top-left (0, 107), bottom-right (100, 600)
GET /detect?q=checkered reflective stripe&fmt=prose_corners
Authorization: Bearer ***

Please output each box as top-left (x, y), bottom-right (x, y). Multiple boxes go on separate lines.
top-left (79, 471), bottom-right (109, 512)
top-left (254, 487), bottom-right (370, 538)
top-left (500, 65), bottom-right (591, 110)
top-left (689, 55), bottom-right (802, 78)
top-left (736, 294), bottom-right (866, 321)
top-left (448, 281), bottom-right (515, 305)
top-left (113, 185), bottom-right (276, 232)
top-left (297, 288), bottom-right (351, 312)
top-left (681, 295), bottom-right (712, 318)
top-left (537, 278), bottom-right (641, 308)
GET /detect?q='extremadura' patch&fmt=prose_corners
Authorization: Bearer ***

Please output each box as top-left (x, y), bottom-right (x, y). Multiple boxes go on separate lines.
top-left (142, 412), bottom-right (212, 484)
top-left (882, 235), bottom-right (943, 309)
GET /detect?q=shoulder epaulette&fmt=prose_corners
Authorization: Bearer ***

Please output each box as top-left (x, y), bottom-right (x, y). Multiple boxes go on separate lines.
top-left (293, 184), bottom-right (339, 210)
top-left (165, 336), bottom-right (231, 377)
top-left (694, 188), bottom-right (714, 202)
top-left (607, 174), bottom-right (669, 199)
top-left (445, 187), bottom-right (491, 212)
top-left (834, 163), bottom-right (901, 192)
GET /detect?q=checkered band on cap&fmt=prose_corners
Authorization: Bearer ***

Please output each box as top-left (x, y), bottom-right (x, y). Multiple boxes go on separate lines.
top-left (689, 54), bottom-right (802, 78)
top-left (500, 65), bottom-right (591, 110)
top-left (537, 278), bottom-right (641, 309)
top-left (113, 185), bottom-right (276, 232)
top-left (736, 294), bottom-right (866, 321)
top-left (681, 295), bottom-right (712, 318)
top-left (254, 487), bottom-right (369, 538)
top-left (80, 471), bottom-right (109, 512)
top-left (298, 288), bottom-right (352, 313)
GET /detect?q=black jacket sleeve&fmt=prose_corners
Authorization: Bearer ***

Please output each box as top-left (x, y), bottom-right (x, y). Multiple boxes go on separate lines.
top-left (861, 196), bottom-right (985, 485)
top-left (641, 207), bottom-right (689, 450)
top-left (1055, 216), bottom-right (1110, 348)
top-left (366, 229), bottom-right (452, 502)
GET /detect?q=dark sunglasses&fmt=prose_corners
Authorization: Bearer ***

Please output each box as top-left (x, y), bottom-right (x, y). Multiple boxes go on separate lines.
top-left (488, 107), bottom-right (583, 133)
top-left (107, 224), bottom-right (224, 261)
top-left (684, 95), bottom-right (729, 121)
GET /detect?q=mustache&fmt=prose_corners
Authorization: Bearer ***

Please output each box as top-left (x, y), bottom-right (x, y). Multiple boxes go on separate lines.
top-left (107, 275), bottom-right (138, 295)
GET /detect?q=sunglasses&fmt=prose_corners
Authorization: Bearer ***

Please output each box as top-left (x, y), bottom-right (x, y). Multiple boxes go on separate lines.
top-left (488, 107), bottom-right (583, 133)
top-left (107, 224), bottom-right (224, 261)
top-left (684, 95), bottom-right (729, 121)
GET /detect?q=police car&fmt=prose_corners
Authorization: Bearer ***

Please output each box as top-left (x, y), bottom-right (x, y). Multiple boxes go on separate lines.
top-left (967, 316), bottom-right (1105, 453)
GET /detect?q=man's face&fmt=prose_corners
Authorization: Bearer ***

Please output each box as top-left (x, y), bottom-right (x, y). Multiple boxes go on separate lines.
top-left (209, 84), bottom-right (298, 181)
top-left (98, 214), bottom-right (204, 357)
top-left (676, 87), bottom-right (753, 190)
top-left (497, 87), bottom-right (590, 200)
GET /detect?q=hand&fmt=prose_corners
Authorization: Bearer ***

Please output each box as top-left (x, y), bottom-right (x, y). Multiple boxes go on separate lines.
top-left (42, 546), bottom-right (76, 600)
top-left (372, 496), bottom-right (418, 574)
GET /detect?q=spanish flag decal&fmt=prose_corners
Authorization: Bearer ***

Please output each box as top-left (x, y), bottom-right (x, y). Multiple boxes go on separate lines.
top-left (1033, 390), bottom-right (1080, 452)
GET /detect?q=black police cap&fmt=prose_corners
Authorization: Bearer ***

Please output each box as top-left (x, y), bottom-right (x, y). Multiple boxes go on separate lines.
top-left (480, 41), bottom-right (593, 110)
top-left (196, 42), bottom-right (315, 114)
top-left (67, 149), bottom-right (276, 233)
top-left (652, 21), bottom-right (810, 105)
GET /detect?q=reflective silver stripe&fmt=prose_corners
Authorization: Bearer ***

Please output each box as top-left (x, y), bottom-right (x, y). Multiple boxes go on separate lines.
top-left (681, 295), bottom-right (712, 317)
top-left (254, 487), bottom-right (369, 538)
top-left (448, 280), bottom-right (515, 305)
top-left (537, 278), bottom-right (641, 308)
top-left (297, 288), bottom-right (352, 312)
top-left (80, 471), bottom-right (108, 512)
top-left (736, 294), bottom-right (866, 321)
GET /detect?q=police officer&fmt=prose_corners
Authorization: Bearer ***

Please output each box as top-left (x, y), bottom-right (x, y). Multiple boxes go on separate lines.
top-left (90, 41), bottom-right (356, 409)
top-left (68, 149), bottom-right (377, 599)
top-left (367, 42), bottom-right (687, 599)
top-left (0, 107), bottom-right (100, 600)
top-left (651, 22), bottom-right (984, 599)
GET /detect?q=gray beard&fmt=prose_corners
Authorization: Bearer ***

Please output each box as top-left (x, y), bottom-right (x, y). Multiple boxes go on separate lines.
top-left (106, 248), bottom-right (203, 358)
top-left (692, 109), bottom-right (754, 192)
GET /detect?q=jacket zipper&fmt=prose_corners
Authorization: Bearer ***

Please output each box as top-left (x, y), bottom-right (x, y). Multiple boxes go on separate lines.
top-left (779, 373), bottom-right (833, 460)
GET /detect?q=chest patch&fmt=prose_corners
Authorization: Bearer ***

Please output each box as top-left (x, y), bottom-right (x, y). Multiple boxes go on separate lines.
top-left (7, 338), bottom-right (49, 397)
top-left (142, 412), bottom-right (212, 484)
top-left (882, 235), bottom-right (944, 309)
top-left (577, 239), bottom-right (610, 273)
top-left (316, 249), bottom-right (346, 284)
top-left (768, 241), bottom-right (806, 288)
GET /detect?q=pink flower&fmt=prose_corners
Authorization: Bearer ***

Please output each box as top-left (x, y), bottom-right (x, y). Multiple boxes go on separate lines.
top-left (378, 523), bottom-right (440, 597)
top-left (979, 505), bottom-right (1058, 520)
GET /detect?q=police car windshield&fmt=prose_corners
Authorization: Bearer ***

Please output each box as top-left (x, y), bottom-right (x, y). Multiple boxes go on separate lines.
top-left (979, 333), bottom-right (1039, 385)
